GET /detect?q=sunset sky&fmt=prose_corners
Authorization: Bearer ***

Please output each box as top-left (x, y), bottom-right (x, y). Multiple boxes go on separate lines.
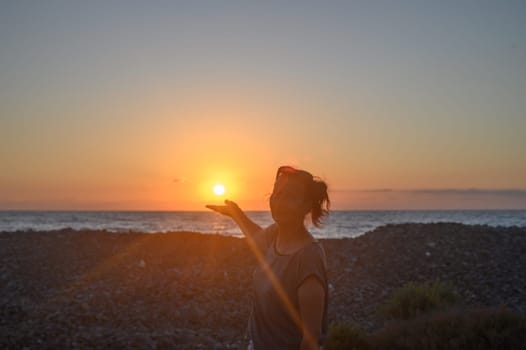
top-left (1, 1), bottom-right (525, 210)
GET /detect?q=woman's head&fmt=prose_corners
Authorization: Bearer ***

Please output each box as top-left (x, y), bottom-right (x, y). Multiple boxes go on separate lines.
top-left (269, 166), bottom-right (330, 227)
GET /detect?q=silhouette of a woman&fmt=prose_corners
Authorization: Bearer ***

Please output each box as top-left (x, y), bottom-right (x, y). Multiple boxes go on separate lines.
top-left (207, 166), bottom-right (329, 349)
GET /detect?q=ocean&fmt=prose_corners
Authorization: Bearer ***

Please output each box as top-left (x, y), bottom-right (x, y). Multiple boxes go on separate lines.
top-left (1, 210), bottom-right (525, 238)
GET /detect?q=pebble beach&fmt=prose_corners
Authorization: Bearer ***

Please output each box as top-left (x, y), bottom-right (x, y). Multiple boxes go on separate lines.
top-left (1, 223), bottom-right (525, 349)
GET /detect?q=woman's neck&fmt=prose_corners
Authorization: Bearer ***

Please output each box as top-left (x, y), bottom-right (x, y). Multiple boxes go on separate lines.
top-left (275, 222), bottom-right (311, 252)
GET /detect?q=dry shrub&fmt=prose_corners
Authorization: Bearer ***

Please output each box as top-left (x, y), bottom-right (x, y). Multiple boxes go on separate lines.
top-left (379, 281), bottom-right (459, 320)
top-left (324, 322), bottom-right (370, 350)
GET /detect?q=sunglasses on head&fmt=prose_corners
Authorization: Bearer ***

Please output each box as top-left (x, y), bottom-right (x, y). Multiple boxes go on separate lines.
top-left (275, 166), bottom-right (314, 182)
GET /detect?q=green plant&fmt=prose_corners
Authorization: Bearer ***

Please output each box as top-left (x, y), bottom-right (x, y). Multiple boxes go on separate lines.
top-left (379, 281), bottom-right (459, 320)
top-left (370, 306), bottom-right (526, 350)
top-left (324, 322), bottom-right (370, 350)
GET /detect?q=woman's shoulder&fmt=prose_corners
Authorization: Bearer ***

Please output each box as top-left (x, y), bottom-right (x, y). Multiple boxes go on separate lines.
top-left (299, 238), bottom-right (327, 262)
top-left (253, 223), bottom-right (279, 253)
top-left (296, 237), bottom-right (328, 286)
top-left (263, 223), bottom-right (279, 241)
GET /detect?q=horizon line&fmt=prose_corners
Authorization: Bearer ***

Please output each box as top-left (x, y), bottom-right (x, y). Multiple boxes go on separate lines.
top-left (1, 208), bottom-right (525, 212)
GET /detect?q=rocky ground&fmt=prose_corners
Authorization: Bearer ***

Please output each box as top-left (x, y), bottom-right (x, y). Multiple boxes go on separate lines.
top-left (1, 223), bottom-right (525, 349)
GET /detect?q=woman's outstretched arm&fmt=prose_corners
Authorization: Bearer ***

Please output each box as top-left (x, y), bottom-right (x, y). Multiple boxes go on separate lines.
top-left (206, 199), bottom-right (263, 238)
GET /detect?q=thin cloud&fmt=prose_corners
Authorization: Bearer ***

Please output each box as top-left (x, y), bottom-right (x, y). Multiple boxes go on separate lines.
top-left (336, 188), bottom-right (526, 197)
top-left (332, 188), bottom-right (393, 193)
top-left (407, 189), bottom-right (526, 197)
top-left (359, 188), bottom-right (393, 193)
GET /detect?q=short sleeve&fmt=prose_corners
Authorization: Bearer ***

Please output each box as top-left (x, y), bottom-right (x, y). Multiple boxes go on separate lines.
top-left (296, 242), bottom-right (328, 290)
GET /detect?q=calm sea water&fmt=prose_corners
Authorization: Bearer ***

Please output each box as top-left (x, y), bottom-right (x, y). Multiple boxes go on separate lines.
top-left (1, 210), bottom-right (525, 238)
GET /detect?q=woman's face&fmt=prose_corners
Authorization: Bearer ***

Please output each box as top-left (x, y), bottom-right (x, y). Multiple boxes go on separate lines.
top-left (270, 176), bottom-right (311, 225)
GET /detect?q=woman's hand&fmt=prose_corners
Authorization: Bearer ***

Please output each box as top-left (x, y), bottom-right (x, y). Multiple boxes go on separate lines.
top-left (206, 200), bottom-right (263, 238)
top-left (206, 199), bottom-right (242, 219)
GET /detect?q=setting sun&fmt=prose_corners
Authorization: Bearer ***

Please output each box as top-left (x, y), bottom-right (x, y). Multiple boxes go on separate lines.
top-left (213, 184), bottom-right (226, 196)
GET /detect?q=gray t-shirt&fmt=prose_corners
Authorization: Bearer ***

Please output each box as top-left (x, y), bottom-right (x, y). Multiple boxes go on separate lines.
top-left (248, 224), bottom-right (328, 349)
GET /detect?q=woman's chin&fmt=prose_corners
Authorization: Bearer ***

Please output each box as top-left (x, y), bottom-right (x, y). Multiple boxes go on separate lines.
top-left (272, 214), bottom-right (287, 225)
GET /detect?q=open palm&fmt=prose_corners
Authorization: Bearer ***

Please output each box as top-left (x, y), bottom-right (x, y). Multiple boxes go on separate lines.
top-left (206, 199), bottom-right (241, 218)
